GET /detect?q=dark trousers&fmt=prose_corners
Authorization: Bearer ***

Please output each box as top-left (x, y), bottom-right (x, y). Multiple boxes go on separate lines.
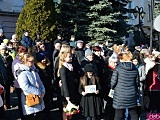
top-left (24, 111), bottom-right (44, 120)
top-left (104, 96), bottom-right (115, 120)
top-left (0, 106), bottom-right (5, 120)
top-left (1, 83), bottom-right (10, 108)
top-left (105, 104), bottom-right (115, 120)
top-left (114, 107), bottom-right (138, 120)
top-left (15, 88), bottom-right (24, 120)
top-left (149, 91), bottom-right (160, 113)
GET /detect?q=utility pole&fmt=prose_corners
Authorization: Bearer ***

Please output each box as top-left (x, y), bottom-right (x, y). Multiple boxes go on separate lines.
top-left (150, 0), bottom-right (155, 54)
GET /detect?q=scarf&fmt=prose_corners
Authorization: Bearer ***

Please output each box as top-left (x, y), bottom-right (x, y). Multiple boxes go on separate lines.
top-left (63, 62), bottom-right (73, 71)
top-left (135, 64), bottom-right (140, 69)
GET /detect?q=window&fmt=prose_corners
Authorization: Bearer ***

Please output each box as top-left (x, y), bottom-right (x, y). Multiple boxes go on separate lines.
top-left (148, 4), bottom-right (151, 22)
top-left (128, 1), bottom-right (132, 18)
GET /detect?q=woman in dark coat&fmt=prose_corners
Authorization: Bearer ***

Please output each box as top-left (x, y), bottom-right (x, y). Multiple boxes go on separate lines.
top-left (79, 64), bottom-right (104, 120)
top-left (0, 45), bottom-right (13, 110)
top-left (103, 55), bottom-right (118, 120)
top-left (110, 51), bottom-right (140, 120)
top-left (93, 46), bottom-right (105, 99)
top-left (71, 46), bottom-right (82, 105)
top-left (35, 53), bottom-right (53, 119)
top-left (58, 51), bottom-right (79, 120)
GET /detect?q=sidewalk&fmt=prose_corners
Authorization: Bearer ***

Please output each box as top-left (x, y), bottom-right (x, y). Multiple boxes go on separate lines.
top-left (5, 92), bottom-right (63, 120)
top-left (5, 91), bottom-right (148, 120)
top-left (5, 92), bottom-right (85, 120)
top-left (5, 92), bottom-right (20, 120)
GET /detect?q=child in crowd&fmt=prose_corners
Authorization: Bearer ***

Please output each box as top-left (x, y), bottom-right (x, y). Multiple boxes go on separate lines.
top-left (79, 64), bottom-right (104, 120)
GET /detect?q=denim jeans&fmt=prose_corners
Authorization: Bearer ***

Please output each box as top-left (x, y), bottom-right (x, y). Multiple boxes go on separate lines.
top-left (114, 107), bottom-right (139, 120)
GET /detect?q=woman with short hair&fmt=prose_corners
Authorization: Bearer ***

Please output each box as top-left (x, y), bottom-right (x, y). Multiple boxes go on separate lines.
top-left (110, 51), bottom-right (140, 120)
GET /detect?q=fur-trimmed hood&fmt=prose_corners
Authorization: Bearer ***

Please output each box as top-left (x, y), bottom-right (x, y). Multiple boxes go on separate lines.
top-left (36, 60), bottom-right (50, 70)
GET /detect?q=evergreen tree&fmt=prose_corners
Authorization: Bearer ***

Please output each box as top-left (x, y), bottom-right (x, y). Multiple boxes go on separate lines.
top-left (56, 0), bottom-right (91, 41)
top-left (87, 0), bottom-right (119, 41)
top-left (109, 0), bottom-right (132, 42)
top-left (155, 0), bottom-right (160, 17)
top-left (73, 0), bottom-right (90, 40)
top-left (56, 0), bottom-right (75, 40)
top-left (16, 0), bottom-right (56, 41)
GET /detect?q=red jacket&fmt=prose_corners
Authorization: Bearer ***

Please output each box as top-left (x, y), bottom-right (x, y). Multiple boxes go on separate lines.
top-left (146, 65), bottom-right (160, 91)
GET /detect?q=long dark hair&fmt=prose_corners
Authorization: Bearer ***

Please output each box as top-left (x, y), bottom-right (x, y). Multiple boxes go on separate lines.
top-left (80, 73), bottom-right (99, 89)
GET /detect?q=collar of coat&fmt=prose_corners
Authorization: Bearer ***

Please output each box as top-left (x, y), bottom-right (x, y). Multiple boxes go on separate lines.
top-left (36, 61), bottom-right (50, 70)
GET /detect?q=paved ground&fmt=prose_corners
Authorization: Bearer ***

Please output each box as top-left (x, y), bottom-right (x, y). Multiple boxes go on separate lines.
top-left (5, 91), bottom-right (148, 120)
top-left (5, 92), bottom-right (64, 120)
top-left (5, 92), bottom-right (85, 120)
top-left (5, 92), bottom-right (21, 120)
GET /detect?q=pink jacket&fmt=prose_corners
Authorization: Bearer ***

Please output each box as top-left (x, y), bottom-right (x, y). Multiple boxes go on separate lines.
top-left (12, 55), bottom-right (22, 88)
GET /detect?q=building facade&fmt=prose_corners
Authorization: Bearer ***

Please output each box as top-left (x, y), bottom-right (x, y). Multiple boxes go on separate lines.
top-left (0, 0), bottom-right (24, 39)
top-left (0, 0), bottom-right (152, 40)
top-left (126, 0), bottom-right (152, 45)
top-left (127, 0), bottom-right (151, 28)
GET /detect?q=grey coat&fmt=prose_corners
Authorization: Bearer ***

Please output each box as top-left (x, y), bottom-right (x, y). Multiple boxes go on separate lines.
top-left (137, 64), bottom-right (146, 91)
top-left (17, 64), bottom-right (45, 115)
top-left (110, 62), bottom-right (140, 109)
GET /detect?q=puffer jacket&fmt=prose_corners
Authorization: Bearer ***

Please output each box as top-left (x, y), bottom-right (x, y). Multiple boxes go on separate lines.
top-left (110, 62), bottom-right (140, 109)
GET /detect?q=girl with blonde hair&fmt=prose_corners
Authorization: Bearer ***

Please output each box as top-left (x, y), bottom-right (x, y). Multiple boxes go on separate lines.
top-left (58, 51), bottom-right (79, 120)
top-left (17, 53), bottom-right (45, 120)
top-left (58, 44), bottom-right (71, 57)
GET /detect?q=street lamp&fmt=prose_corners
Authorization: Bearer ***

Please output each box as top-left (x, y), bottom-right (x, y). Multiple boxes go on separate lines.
top-left (133, 6), bottom-right (146, 25)
top-left (133, 6), bottom-right (146, 45)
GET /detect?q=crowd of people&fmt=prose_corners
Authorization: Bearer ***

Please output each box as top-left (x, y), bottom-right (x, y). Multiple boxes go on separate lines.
top-left (0, 30), bottom-right (160, 120)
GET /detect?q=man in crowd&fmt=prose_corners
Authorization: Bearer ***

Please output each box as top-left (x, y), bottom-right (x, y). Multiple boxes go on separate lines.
top-left (21, 31), bottom-right (33, 48)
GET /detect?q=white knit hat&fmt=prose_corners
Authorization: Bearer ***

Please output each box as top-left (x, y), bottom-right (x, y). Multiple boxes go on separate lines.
top-left (0, 43), bottom-right (6, 50)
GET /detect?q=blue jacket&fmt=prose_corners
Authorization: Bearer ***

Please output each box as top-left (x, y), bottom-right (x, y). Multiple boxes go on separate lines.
top-left (21, 35), bottom-right (33, 48)
top-left (17, 64), bottom-right (45, 115)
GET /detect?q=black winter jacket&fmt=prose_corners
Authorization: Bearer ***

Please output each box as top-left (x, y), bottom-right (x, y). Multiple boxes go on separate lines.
top-left (60, 65), bottom-right (79, 104)
top-left (110, 62), bottom-right (140, 109)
